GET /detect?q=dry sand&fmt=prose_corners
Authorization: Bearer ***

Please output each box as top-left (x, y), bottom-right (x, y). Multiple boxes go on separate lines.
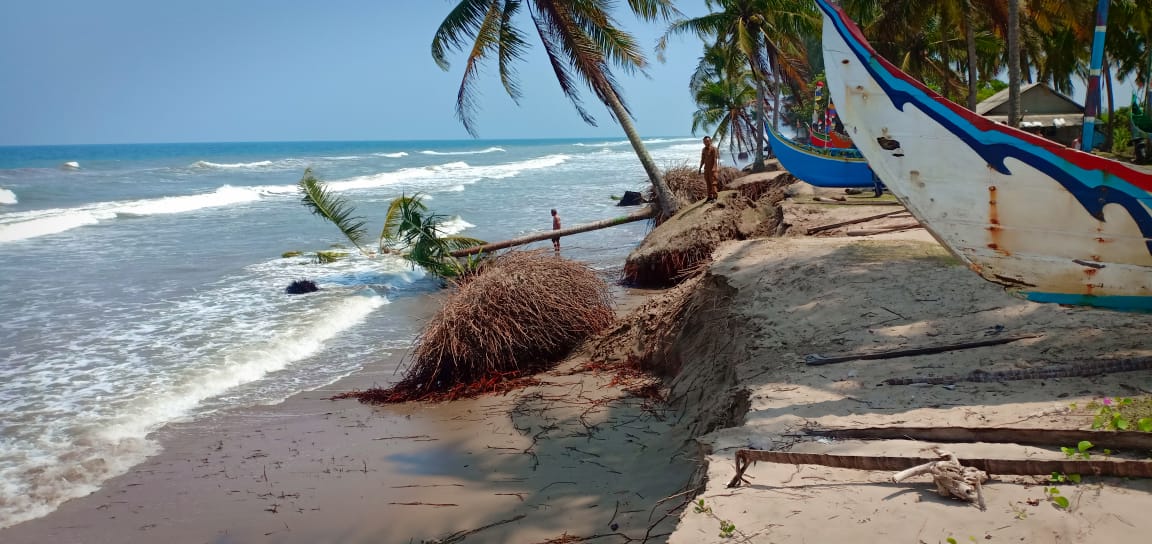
top-left (665, 229), bottom-right (1152, 543)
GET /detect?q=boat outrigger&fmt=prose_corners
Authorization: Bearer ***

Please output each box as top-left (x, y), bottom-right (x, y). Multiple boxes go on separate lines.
top-left (817, 0), bottom-right (1152, 311)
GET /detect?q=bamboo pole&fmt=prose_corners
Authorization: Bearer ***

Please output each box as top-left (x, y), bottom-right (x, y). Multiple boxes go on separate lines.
top-left (449, 207), bottom-right (656, 257)
top-left (805, 210), bottom-right (908, 235)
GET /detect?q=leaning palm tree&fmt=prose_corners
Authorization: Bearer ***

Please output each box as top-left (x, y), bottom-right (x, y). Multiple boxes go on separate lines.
top-left (297, 169), bottom-right (485, 280)
top-left (431, 0), bottom-right (681, 217)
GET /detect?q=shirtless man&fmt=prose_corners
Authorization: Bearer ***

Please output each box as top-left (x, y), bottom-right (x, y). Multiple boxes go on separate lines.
top-left (551, 208), bottom-right (561, 253)
top-left (698, 136), bottom-right (719, 202)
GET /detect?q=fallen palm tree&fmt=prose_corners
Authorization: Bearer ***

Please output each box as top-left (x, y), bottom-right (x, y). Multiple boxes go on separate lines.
top-left (448, 207), bottom-right (656, 257)
top-left (345, 251), bottom-right (615, 403)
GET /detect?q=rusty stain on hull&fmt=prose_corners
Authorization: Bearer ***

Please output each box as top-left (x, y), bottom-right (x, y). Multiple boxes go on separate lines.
top-left (986, 186), bottom-right (1010, 256)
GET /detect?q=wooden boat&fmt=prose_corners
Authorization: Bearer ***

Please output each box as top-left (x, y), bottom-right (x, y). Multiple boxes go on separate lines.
top-left (766, 122), bottom-right (875, 188)
top-left (817, 0), bottom-right (1152, 311)
top-left (808, 127), bottom-right (855, 149)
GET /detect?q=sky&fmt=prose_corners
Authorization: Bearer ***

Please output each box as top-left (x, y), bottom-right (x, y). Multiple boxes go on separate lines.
top-left (0, 1), bottom-right (712, 145)
top-left (0, 1), bottom-right (1141, 146)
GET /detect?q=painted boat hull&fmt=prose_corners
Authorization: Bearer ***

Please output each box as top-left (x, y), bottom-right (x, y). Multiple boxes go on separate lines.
top-left (816, 0), bottom-right (1152, 311)
top-left (767, 123), bottom-right (874, 188)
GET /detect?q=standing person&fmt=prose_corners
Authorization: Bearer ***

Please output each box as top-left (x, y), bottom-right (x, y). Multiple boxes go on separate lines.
top-left (699, 136), bottom-right (719, 203)
top-left (551, 208), bottom-right (561, 254)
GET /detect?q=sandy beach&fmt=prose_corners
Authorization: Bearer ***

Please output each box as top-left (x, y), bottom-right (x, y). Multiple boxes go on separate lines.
top-left (5, 184), bottom-right (1152, 543)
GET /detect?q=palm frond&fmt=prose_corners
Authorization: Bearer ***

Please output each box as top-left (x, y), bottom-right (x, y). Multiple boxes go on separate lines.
top-left (380, 193), bottom-right (429, 250)
top-left (297, 169), bottom-right (369, 256)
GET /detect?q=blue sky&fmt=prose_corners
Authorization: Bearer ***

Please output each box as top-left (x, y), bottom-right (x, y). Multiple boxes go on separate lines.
top-left (0, 1), bottom-right (1139, 146)
top-left (0, 1), bottom-right (712, 145)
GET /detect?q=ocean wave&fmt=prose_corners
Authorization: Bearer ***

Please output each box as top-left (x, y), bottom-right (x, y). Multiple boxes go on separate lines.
top-left (438, 215), bottom-right (475, 236)
top-left (0, 210), bottom-right (108, 243)
top-left (420, 146), bottom-right (505, 156)
top-left (573, 137), bottom-right (697, 147)
top-left (373, 152), bottom-right (409, 158)
top-left (0, 188), bottom-right (16, 205)
top-left (443, 184), bottom-right (466, 192)
top-left (112, 185), bottom-right (262, 217)
top-left (192, 160), bottom-right (275, 169)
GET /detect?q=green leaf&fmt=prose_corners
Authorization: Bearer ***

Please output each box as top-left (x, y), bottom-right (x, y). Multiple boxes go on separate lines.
top-left (1061, 447), bottom-right (1076, 457)
top-left (947, 538), bottom-right (958, 544)
top-left (1052, 495), bottom-right (1070, 509)
top-left (1139, 418), bottom-right (1152, 432)
top-left (1115, 416), bottom-right (1130, 431)
top-left (1078, 440), bottom-right (1094, 453)
top-left (297, 169), bottom-right (369, 256)
top-left (1067, 473), bottom-right (1082, 484)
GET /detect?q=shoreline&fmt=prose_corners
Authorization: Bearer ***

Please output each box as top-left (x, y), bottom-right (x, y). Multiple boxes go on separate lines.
top-left (1, 280), bottom-right (698, 543)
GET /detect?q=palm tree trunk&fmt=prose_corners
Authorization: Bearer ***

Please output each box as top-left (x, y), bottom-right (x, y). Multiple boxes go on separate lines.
top-left (964, 2), bottom-right (978, 111)
top-left (753, 79), bottom-right (767, 171)
top-left (1007, 0), bottom-right (1021, 127)
top-left (449, 207), bottom-right (656, 257)
top-left (601, 89), bottom-right (679, 217)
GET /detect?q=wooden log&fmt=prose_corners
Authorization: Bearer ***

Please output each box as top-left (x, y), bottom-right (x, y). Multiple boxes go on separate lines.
top-left (727, 449), bottom-right (1152, 488)
top-left (846, 222), bottom-right (923, 236)
top-left (448, 207), bottom-right (656, 257)
top-left (804, 426), bottom-right (1152, 451)
top-left (803, 334), bottom-right (1041, 366)
top-left (805, 210), bottom-right (908, 235)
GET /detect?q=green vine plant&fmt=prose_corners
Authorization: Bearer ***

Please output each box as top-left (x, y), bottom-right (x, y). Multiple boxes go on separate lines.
top-left (693, 499), bottom-right (745, 540)
top-left (1045, 486), bottom-right (1070, 510)
top-left (1084, 397), bottom-right (1152, 432)
top-left (296, 169), bottom-right (486, 281)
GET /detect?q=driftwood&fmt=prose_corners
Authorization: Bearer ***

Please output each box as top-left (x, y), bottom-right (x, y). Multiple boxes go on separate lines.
top-left (727, 449), bottom-right (1152, 488)
top-left (805, 210), bottom-right (908, 235)
top-left (891, 449), bottom-right (987, 509)
top-left (449, 207), bottom-right (656, 257)
top-left (884, 355), bottom-right (1152, 385)
top-left (804, 426), bottom-right (1152, 451)
top-left (846, 222), bottom-right (923, 236)
top-left (803, 334), bottom-right (1041, 366)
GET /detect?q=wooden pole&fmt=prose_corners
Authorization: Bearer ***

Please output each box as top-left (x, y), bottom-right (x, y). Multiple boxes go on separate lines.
top-left (805, 210), bottom-right (908, 235)
top-left (449, 207), bottom-right (656, 257)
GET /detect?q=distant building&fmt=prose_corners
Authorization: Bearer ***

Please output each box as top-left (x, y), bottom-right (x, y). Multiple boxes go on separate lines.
top-left (977, 83), bottom-right (1088, 147)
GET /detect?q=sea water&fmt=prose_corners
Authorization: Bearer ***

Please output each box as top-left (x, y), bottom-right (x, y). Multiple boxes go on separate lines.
top-left (0, 137), bottom-right (704, 528)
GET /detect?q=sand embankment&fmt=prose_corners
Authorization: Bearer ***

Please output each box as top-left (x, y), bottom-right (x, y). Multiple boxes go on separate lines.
top-left (664, 231), bottom-right (1152, 543)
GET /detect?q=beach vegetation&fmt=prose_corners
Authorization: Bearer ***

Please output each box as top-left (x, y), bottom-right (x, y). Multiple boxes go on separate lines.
top-left (338, 250), bottom-right (615, 403)
top-left (663, 0), bottom-right (818, 171)
top-left (281, 250), bottom-right (303, 258)
top-left (431, 0), bottom-right (682, 217)
top-left (297, 169), bottom-right (485, 280)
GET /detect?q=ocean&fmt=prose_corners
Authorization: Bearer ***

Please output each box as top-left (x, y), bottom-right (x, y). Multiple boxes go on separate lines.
top-left (0, 137), bottom-right (704, 528)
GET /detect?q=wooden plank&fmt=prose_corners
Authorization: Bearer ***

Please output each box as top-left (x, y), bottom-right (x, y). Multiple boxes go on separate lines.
top-left (804, 426), bottom-right (1152, 451)
top-left (803, 334), bottom-right (1041, 366)
top-left (728, 449), bottom-right (1152, 488)
top-left (805, 210), bottom-right (908, 235)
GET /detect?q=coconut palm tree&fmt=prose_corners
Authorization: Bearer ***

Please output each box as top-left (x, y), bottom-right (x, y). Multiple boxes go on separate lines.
top-left (431, 0), bottom-right (682, 217)
top-left (297, 169), bottom-right (485, 280)
top-left (663, 0), bottom-right (817, 171)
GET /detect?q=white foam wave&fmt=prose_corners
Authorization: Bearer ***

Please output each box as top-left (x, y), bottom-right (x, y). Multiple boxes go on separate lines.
top-left (99, 293), bottom-right (386, 441)
top-left (443, 184), bottom-right (466, 192)
top-left (573, 137), bottom-right (697, 147)
top-left (438, 216), bottom-right (475, 236)
top-left (113, 185), bottom-right (262, 217)
top-left (420, 146), bottom-right (505, 156)
top-left (373, 152), bottom-right (409, 158)
top-left (0, 210), bottom-right (107, 242)
top-left (193, 160), bottom-right (275, 169)
top-left (0, 188), bottom-right (16, 205)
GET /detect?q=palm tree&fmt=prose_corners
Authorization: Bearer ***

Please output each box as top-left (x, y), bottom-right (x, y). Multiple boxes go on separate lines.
top-left (297, 169), bottom-right (485, 280)
top-left (663, 0), bottom-right (817, 171)
top-left (692, 75), bottom-right (759, 162)
top-left (431, 0), bottom-right (682, 217)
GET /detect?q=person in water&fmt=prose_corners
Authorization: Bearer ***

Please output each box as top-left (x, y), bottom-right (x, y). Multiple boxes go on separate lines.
top-left (698, 136), bottom-right (719, 203)
top-left (551, 208), bottom-right (561, 253)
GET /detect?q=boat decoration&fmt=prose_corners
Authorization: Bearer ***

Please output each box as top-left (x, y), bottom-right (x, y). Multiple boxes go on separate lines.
top-left (817, 0), bottom-right (1152, 311)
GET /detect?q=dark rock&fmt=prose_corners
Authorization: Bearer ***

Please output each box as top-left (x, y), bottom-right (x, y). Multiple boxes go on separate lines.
top-left (285, 279), bottom-right (319, 294)
top-left (616, 190), bottom-right (647, 206)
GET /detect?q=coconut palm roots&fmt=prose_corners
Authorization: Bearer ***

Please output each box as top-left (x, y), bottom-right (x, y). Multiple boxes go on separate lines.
top-left (346, 251), bottom-right (615, 403)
